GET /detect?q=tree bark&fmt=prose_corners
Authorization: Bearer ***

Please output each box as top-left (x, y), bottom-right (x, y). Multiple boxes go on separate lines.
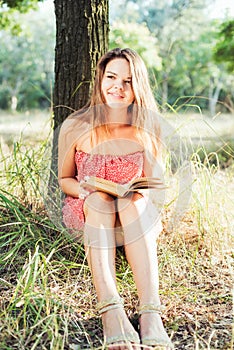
top-left (46, 0), bottom-right (108, 213)
top-left (53, 0), bottom-right (109, 128)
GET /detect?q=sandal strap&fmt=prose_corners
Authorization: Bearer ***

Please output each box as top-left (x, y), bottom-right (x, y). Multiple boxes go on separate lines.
top-left (106, 331), bottom-right (140, 345)
top-left (142, 337), bottom-right (174, 349)
top-left (96, 296), bottom-right (123, 315)
top-left (138, 303), bottom-right (166, 316)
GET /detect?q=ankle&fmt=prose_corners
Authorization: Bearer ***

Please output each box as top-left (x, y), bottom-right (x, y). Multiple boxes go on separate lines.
top-left (138, 303), bottom-right (166, 316)
top-left (96, 296), bottom-right (123, 315)
top-left (96, 297), bottom-right (141, 346)
top-left (139, 295), bottom-right (161, 306)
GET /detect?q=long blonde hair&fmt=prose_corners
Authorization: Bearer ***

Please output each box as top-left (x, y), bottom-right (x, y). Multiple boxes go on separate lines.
top-left (69, 48), bottom-right (161, 158)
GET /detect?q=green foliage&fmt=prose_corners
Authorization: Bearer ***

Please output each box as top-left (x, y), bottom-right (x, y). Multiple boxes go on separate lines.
top-left (0, 0), bottom-right (43, 33)
top-left (195, 140), bottom-right (234, 169)
top-left (0, 9), bottom-right (22, 34)
top-left (1, 0), bottom-right (42, 11)
top-left (165, 21), bottom-right (228, 108)
top-left (0, 3), bottom-right (55, 110)
top-left (110, 1), bottom-right (234, 113)
top-left (213, 19), bottom-right (234, 73)
top-left (110, 0), bottom-right (207, 31)
top-left (109, 21), bottom-right (161, 69)
top-left (0, 85), bottom-right (11, 109)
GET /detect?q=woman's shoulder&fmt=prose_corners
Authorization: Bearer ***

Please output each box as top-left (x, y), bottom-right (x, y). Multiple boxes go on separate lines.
top-left (60, 113), bottom-right (91, 136)
top-left (59, 112), bottom-right (92, 151)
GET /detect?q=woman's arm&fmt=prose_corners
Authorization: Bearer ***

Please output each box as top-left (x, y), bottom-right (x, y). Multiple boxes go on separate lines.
top-left (143, 150), bottom-right (164, 180)
top-left (58, 119), bottom-right (88, 198)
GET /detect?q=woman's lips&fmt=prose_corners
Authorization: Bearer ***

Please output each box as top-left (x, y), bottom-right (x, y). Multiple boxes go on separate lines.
top-left (108, 92), bottom-right (124, 99)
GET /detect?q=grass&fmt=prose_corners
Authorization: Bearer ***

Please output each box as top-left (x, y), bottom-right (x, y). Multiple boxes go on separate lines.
top-left (0, 110), bottom-right (233, 349)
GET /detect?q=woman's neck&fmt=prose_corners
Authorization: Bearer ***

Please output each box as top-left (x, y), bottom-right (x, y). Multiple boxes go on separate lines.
top-left (105, 105), bottom-right (131, 126)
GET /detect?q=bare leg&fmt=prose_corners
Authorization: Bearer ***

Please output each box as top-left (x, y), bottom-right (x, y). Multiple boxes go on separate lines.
top-left (117, 193), bottom-right (172, 347)
top-left (83, 192), bottom-right (140, 349)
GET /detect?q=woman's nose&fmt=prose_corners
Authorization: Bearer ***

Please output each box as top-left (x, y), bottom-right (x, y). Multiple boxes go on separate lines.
top-left (114, 80), bottom-right (123, 89)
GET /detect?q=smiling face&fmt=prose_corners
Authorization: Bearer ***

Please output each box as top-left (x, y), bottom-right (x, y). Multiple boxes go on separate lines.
top-left (101, 58), bottom-right (135, 109)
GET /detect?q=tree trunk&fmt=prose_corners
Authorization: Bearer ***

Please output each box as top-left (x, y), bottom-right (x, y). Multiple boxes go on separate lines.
top-left (46, 0), bottom-right (109, 218)
top-left (53, 0), bottom-right (109, 128)
top-left (209, 78), bottom-right (222, 117)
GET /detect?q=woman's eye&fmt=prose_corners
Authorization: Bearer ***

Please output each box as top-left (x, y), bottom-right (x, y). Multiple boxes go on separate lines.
top-left (107, 75), bottom-right (115, 79)
top-left (125, 80), bottom-right (132, 84)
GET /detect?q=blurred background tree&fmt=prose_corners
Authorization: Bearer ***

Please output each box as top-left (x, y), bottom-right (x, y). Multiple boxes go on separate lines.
top-left (0, 5), bottom-right (54, 110)
top-left (213, 19), bottom-right (234, 73)
top-left (109, 0), bottom-right (234, 114)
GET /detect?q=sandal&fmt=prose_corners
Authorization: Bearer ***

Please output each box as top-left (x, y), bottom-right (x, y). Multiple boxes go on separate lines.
top-left (97, 296), bottom-right (140, 348)
top-left (138, 304), bottom-right (174, 349)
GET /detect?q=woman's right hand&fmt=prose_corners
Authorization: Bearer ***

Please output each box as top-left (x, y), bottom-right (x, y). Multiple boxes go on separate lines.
top-left (79, 178), bottom-right (91, 199)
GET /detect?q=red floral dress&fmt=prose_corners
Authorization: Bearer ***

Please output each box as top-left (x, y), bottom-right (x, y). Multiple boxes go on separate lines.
top-left (62, 150), bottom-right (144, 230)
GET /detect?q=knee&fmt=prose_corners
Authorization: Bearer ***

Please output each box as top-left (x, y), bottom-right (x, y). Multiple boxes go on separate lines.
top-left (117, 192), bottom-right (145, 213)
top-left (84, 191), bottom-right (116, 217)
top-left (117, 193), bottom-right (161, 228)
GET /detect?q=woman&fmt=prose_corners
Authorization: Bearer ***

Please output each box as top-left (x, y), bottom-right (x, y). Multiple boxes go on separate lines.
top-left (58, 48), bottom-right (174, 349)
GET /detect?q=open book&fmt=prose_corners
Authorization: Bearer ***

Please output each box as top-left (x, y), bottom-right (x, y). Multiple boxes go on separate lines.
top-left (81, 176), bottom-right (166, 197)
